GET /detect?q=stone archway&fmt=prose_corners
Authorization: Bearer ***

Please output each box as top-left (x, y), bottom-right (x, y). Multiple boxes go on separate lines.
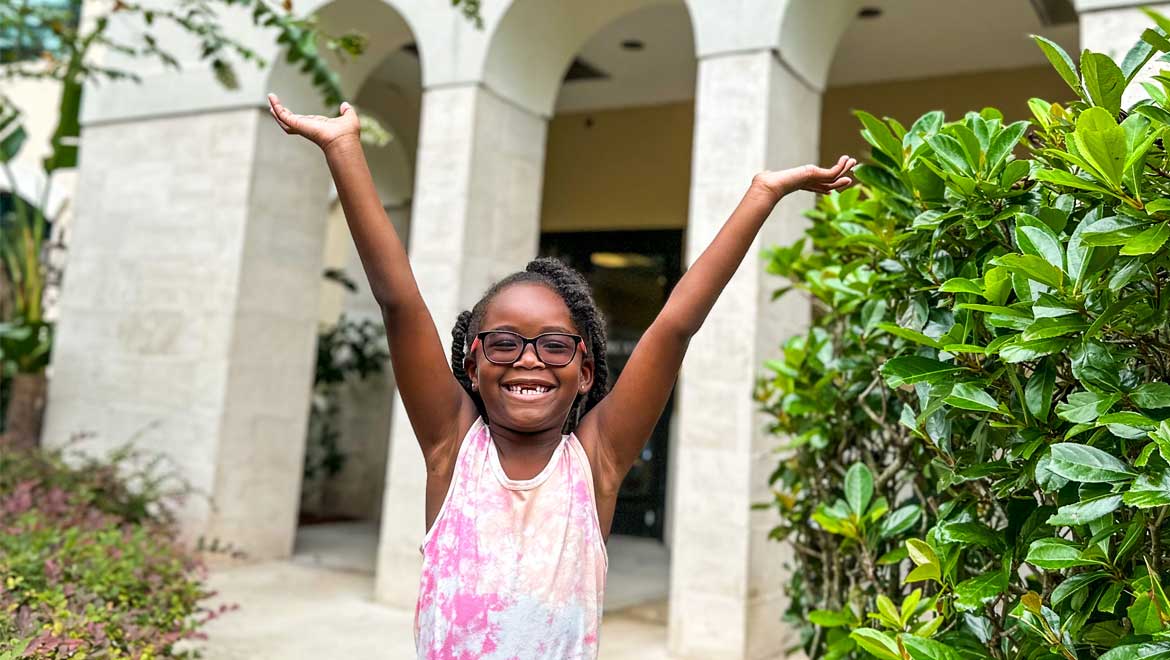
top-left (43, 0), bottom-right (425, 562)
top-left (293, 5), bottom-right (424, 565)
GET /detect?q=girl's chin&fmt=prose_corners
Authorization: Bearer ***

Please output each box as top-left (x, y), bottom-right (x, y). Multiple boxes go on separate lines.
top-left (493, 410), bottom-right (567, 434)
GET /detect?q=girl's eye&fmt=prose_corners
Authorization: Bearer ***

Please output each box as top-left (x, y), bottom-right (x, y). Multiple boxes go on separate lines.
top-left (542, 341), bottom-right (570, 352)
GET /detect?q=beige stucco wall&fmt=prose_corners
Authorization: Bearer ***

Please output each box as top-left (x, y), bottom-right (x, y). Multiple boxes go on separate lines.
top-left (541, 102), bottom-right (694, 233)
top-left (539, 65), bottom-right (1071, 236)
top-left (821, 65), bottom-right (1072, 164)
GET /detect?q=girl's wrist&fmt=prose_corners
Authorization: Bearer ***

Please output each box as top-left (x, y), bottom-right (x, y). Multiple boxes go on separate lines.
top-left (321, 133), bottom-right (362, 157)
top-left (747, 175), bottom-right (785, 205)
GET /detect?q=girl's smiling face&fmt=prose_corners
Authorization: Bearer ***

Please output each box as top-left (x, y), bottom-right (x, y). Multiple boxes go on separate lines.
top-left (466, 282), bottom-right (594, 435)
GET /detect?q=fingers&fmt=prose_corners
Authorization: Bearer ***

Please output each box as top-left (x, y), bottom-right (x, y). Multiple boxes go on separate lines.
top-left (267, 93), bottom-right (299, 133)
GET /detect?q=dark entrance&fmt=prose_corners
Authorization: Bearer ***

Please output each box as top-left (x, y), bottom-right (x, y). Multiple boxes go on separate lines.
top-left (539, 229), bottom-right (682, 540)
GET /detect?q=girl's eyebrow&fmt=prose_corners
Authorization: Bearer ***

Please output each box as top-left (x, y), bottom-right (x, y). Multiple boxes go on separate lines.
top-left (486, 324), bottom-right (576, 334)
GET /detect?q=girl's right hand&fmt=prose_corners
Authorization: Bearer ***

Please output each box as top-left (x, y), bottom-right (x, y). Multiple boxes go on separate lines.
top-left (267, 93), bottom-right (360, 151)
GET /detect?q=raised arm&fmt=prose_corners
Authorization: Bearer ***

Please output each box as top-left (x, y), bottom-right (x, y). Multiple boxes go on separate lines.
top-left (580, 157), bottom-right (856, 487)
top-left (268, 95), bottom-right (475, 458)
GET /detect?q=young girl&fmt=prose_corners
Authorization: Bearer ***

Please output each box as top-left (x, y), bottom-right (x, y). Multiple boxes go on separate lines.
top-left (267, 94), bottom-right (854, 659)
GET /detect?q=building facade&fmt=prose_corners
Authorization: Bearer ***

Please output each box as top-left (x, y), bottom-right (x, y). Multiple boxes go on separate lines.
top-left (28, 0), bottom-right (1158, 657)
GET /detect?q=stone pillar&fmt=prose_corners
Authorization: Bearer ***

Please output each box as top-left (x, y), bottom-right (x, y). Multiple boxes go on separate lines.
top-left (43, 108), bottom-right (331, 559)
top-left (374, 84), bottom-right (547, 606)
top-left (1077, 0), bottom-right (1170, 106)
top-left (669, 50), bottom-right (820, 660)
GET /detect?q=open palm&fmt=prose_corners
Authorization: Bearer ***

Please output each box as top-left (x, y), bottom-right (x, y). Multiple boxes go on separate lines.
top-left (755, 155), bottom-right (857, 198)
top-left (267, 93), bottom-right (360, 150)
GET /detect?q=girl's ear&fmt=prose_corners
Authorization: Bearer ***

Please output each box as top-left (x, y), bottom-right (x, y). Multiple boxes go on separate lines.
top-left (578, 355), bottom-right (595, 394)
top-left (464, 353), bottom-right (479, 390)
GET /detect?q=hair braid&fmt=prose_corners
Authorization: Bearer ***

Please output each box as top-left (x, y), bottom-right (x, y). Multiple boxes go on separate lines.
top-left (449, 257), bottom-right (609, 432)
top-left (449, 309), bottom-right (486, 419)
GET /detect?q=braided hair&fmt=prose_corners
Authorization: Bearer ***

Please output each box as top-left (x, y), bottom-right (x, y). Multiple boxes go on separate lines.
top-left (449, 257), bottom-right (609, 433)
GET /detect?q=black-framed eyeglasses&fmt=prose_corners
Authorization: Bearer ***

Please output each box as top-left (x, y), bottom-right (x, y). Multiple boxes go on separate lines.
top-left (470, 330), bottom-right (586, 366)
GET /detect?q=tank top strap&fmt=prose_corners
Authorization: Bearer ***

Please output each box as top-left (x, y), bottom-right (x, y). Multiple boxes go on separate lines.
top-left (564, 433), bottom-right (609, 568)
top-left (420, 417), bottom-right (489, 550)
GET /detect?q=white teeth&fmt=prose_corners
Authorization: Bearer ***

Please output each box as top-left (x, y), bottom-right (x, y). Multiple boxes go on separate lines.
top-left (507, 385), bottom-right (550, 395)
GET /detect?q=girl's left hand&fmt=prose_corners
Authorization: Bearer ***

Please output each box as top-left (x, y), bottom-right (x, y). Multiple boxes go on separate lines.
top-left (752, 155), bottom-right (857, 200)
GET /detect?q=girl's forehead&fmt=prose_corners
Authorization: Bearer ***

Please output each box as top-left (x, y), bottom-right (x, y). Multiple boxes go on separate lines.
top-left (481, 282), bottom-right (578, 332)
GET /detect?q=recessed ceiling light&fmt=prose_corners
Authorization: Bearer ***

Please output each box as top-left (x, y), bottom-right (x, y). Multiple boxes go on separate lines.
top-left (858, 7), bottom-right (882, 18)
top-left (621, 39), bottom-right (644, 51)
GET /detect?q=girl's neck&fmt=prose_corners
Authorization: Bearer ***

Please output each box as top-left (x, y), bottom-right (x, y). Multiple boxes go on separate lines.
top-left (488, 422), bottom-right (564, 461)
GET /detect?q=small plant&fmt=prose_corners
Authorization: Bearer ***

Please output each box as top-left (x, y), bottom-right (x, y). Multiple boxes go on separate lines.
top-left (761, 10), bottom-right (1170, 660)
top-left (0, 440), bottom-right (231, 658)
top-left (302, 293), bottom-right (388, 501)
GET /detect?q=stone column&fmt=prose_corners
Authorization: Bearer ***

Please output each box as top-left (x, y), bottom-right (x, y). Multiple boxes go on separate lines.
top-left (374, 83), bottom-right (547, 607)
top-left (669, 50), bottom-right (820, 660)
top-left (1077, 0), bottom-right (1170, 106)
top-left (44, 108), bottom-right (331, 559)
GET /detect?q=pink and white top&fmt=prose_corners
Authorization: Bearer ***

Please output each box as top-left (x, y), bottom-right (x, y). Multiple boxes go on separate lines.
top-left (415, 417), bottom-right (608, 660)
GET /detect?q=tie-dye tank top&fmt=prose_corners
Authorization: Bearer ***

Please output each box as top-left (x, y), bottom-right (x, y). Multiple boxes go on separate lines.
top-left (415, 417), bottom-right (608, 659)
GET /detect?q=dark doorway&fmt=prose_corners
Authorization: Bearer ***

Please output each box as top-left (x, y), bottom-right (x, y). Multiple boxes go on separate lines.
top-left (539, 229), bottom-right (683, 540)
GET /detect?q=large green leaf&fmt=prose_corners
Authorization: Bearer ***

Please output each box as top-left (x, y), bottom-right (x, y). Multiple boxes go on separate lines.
top-left (1079, 216), bottom-right (1145, 247)
top-left (845, 462), bottom-right (873, 517)
top-left (1032, 35), bottom-right (1083, 96)
top-left (1022, 316), bottom-right (1088, 341)
top-left (986, 121), bottom-right (1029, 174)
top-left (1035, 168), bottom-right (1116, 196)
top-left (878, 504), bottom-right (921, 539)
top-left (1026, 359), bottom-right (1056, 421)
top-left (1051, 571), bottom-right (1109, 607)
top-left (1015, 220), bottom-right (1065, 272)
top-left (1100, 642), bottom-right (1170, 660)
top-left (1056, 391), bottom-right (1121, 424)
top-left (1071, 341), bottom-right (1123, 393)
top-left (880, 356), bottom-right (965, 388)
top-left (1127, 590), bottom-right (1166, 635)
top-left (1120, 222), bottom-right (1170, 255)
top-left (935, 521), bottom-right (1003, 549)
top-left (927, 134), bottom-right (974, 175)
top-left (1081, 51), bottom-right (1126, 117)
top-left (1122, 470), bottom-right (1170, 507)
top-left (849, 629), bottom-right (901, 660)
top-left (1026, 537), bottom-right (1100, 569)
top-left (1048, 442), bottom-right (1135, 483)
top-left (855, 110), bottom-right (904, 167)
top-left (900, 636), bottom-right (962, 660)
top-left (1072, 106), bottom-right (1127, 188)
top-left (1123, 33), bottom-right (1157, 83)
top-left (1046, 494), bottom-right (1123, 525)
top-left (991, 254), bottom-right (1065, 289)
top-left (876, 322), bottom-right (943, 349)
top-left (954, 572), bottom-right (1008, 612)
top-left (1132, 382), bottom-right (1170, 409)
top-left (944, 382), bottom-right (1001, 413)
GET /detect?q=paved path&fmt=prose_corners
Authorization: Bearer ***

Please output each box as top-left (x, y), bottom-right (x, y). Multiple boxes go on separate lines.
top-left (182, 524), bottom-right (671, 659)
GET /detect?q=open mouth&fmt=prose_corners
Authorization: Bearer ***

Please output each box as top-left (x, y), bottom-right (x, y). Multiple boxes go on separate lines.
top-left (501, 383), bottom-right (556, 400)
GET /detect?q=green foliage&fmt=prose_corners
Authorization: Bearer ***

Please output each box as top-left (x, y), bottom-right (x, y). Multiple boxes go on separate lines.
top-left (0, 443), bottom-right (228, 658)
top-left (761, 18), bottom-right (1170, 660)
top-left (303, 273), bottom-right (388, 491)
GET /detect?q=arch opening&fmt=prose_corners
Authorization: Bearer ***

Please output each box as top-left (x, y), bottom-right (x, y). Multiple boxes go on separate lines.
top-left (262, 0), bottom-right (423, 571)
top-left (531, 0), bottom-right (696, 630)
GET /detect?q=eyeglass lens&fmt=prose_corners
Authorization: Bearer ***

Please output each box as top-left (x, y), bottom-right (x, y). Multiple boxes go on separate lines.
top-left (482, 332), bottom-right (577, 365)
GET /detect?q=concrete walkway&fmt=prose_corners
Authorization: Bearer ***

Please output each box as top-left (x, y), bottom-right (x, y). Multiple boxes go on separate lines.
top-left (186, 523), bottom-right (671, 659)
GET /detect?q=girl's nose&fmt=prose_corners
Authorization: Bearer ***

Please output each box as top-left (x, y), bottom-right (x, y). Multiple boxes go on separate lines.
top-left (514, 343), bottom-right (544, 367)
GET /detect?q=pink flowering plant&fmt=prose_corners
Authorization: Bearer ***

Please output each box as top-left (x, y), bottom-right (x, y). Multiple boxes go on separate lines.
top-left (0, 443), bottom-right (231, 658)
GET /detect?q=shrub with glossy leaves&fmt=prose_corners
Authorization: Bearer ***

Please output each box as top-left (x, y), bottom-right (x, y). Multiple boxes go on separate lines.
top-left (0, 444), bottom-right (229, 658)
top-left (761, 12), bottom-right (1170, 660)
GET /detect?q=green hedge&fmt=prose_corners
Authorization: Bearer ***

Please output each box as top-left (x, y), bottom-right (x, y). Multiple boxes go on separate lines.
top-left (0, 445), bottom-right (227, 659)
top-left (761, 11), bottom-right (1170, 660)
